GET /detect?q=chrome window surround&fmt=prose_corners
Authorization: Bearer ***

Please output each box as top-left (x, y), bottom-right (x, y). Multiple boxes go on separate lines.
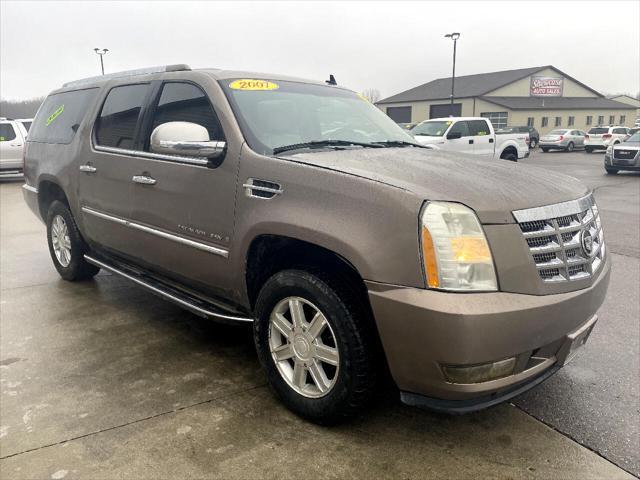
top-left (81, 206), bottom-right (228, 258)
top-left (93, 144), bottom-right (210, 167)
top-left (513, 194), bottom-right (605, 283)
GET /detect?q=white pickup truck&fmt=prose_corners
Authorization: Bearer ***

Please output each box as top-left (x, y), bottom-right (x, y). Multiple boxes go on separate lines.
top-left (410, 117), bottom-right (530, 161)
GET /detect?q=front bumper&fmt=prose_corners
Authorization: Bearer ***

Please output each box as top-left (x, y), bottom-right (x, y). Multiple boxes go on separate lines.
top-left (539, 141), bottom-right (568, 149)
top-left (366, 256), bottom-right (610, 409)
top-left (605, 152), bottom-right (640, 170)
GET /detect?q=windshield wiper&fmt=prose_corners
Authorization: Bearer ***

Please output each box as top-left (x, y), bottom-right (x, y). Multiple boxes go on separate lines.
top-left (374, 140), bottom-right (429, 148)
top-left (273, 140), bottom-right (384, 155)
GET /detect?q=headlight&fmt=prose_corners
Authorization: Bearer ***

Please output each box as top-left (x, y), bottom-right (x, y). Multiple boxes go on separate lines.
top-left (421, 201), bottom-right (498, 291)
top-left (606, 145), bottom-right (613, 154)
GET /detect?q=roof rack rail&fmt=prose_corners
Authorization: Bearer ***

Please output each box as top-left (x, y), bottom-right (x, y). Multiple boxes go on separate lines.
top-left (62, 64), bottom-right (191, 88)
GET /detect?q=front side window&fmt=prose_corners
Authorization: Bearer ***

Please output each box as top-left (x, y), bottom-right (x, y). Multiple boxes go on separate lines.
top-left (0, 123), bottom-right (17, 142)
top-left (412, 120), bottom-right (452, 136)
top-left (147, 82), bottom-right (224, 149)
top-left (94, 84), bottom-right (151, 149)
top-left (448, 121), bottom-right (470, 137)
top-left (220, 79), bottom-right (415, 155)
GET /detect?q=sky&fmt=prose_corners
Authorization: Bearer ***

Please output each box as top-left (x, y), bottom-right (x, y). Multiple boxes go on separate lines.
top-left (1, 0), bottom-right (639, 101)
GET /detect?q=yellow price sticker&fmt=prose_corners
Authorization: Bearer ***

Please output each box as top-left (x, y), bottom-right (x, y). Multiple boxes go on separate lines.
top-left (229, 79), bottom-right (279, 91)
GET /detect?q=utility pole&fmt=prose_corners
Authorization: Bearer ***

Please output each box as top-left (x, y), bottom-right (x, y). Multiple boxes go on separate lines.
top-left (444, 33), bottom-right (460, 115)
top-left (93, 48), bottom-right (109, 75)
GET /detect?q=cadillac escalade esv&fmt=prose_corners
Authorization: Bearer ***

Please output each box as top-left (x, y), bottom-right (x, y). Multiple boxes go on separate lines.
top-left (22, 65), bottom-right (610, 423)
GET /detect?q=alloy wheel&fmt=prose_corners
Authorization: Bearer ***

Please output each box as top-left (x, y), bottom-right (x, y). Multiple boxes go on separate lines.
top-left (51, 214), bottom-right (72, 267)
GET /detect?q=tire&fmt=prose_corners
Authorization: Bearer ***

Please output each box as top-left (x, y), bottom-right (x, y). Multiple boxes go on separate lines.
top-left (254, 269), bottom-right (377, 424)
top-left (541, 148), bottom-right (549, 153)
top-left (46, 200), bottom-right (99, 281)
top-left (585, 147), bottom-right (593, 153)
top-left (501, 151), bottom-right (518, 162)
top-left (566, 142), bottom-right (574, 152)
top-left (605, 167), bottom-right (619, 175)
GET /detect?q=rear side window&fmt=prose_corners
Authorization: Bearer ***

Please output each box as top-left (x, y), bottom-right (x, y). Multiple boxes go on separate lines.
top-left (468, 120), bottom-right (490, 136)
top-left (0, 123), bottom-right (17, 142)
top-left (147, 82), bottom-right (224, 148)
top-left (28, 88), bottom-right (98, 144)
top-left (95, 84), bottom-right (151, 149)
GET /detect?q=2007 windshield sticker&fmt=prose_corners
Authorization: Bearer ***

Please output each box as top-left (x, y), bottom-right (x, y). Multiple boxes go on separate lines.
top-left (229, 79), bottom-right (279, 91)
top-left (46, 105), bottom-right (65, 126)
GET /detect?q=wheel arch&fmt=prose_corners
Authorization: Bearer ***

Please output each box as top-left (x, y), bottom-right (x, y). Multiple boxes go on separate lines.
top-left (37, 177), bottom-right (69, 221)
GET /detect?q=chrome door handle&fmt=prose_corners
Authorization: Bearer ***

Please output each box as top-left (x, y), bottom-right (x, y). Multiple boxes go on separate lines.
top-left (132, 175), bottom-right (156, 185)
top-left (79, 165), bottom-right (97, 173)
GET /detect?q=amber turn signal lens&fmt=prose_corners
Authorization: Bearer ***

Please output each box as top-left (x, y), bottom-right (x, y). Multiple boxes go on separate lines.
top-left (450, 237), bottom-right (492, 263)
top-left (421, 227), bottom-right (439, 288)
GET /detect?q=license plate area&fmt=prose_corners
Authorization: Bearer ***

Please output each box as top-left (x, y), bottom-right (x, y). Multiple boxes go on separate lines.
top-left (557, 316), bottom-right (597, 366)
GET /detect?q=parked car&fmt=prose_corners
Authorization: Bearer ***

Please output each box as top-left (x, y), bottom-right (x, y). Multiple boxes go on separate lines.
top-left (497, 126), bottom-right (540, 148)
top-left (23, 65), bottom-right (609, 423)
top-left (0, 117), bottom-right (27, 178)
top-left (585, 126), bottom-right (629, 152)
top-left (604, 131), bottom-right (640, 174)
top-left (539, 129), bottom-right (587, 152)
top-left (411, 117), bottom-right (529, 161)
top-left (625, 127), bottom-right (640, 139)
top-left (15, 118), bottom-right (34, 133)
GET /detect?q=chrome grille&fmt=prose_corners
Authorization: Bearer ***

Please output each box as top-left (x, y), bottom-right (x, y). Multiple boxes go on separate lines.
top-left (513, 194), bottom-right (605, 283)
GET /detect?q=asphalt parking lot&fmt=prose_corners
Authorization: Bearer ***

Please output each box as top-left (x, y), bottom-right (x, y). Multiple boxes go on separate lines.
top-left (0, 150), bottom-right (638, 479)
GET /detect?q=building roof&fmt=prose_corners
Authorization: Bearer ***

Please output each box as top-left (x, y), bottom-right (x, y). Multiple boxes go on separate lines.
top-left (479, 96), bottom-right (636, 111)
top-left (607, 95), bottom-right (640, 106)
top-left (377, 65), bottom-right (603, 104)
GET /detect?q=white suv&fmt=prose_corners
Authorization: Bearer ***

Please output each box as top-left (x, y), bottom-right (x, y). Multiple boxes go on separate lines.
top-left (0, 118), bottom-right (27, 178)
top-left (585, 125), bottom-right (629, 153)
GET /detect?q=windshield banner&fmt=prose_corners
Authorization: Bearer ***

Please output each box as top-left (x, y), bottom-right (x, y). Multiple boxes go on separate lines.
top-left (530, 76), bottom-right (563, 97)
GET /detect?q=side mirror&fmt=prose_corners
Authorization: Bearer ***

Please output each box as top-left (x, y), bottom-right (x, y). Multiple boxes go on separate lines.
top-left (150, 121), bottom-right (225, 159)
top-left (447, 131), bottom-right (462, 140)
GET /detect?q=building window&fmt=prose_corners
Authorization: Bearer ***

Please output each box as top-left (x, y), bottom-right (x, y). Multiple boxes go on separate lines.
top-left (527, 117), bottom-right (534, 127)
top-left (609, 115), bottom-right (615, 125)
top-left (386, 106), bottom-right (412, 123)
top-left (480, 112), bottom-right (508, 129)
top-left (555, 117), bottom-right (562, 127)
top-left (598, 115), bottom-right (604, 125)
top-left (586, 116), bottom-right (593, 126)
top-left (620, 115), bottom-right (626, 124)
top-left (568, 116), bottom-right (575, 126)
top-left (541, 117), bottom-right (548, 127)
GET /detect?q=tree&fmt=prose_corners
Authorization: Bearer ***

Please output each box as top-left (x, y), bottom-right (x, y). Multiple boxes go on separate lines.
top-left (361, 88), bottom-right (381, 104)
top-left (0, 97), bottom-right (45, 119)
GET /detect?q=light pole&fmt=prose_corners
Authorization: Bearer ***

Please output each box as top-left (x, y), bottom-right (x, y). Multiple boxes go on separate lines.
top-left (93, 48), bottom-right (109, 75)
top-left (444, 32), bottom-right (460, 114)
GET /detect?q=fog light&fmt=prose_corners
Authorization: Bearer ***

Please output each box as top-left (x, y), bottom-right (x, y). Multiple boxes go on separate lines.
top-left (442, 357), bottom-right (516, 384)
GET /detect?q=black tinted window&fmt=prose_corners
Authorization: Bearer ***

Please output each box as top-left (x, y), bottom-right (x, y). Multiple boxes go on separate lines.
top-left (95, 84), bottom-right (150, 149)
top-left (468, 120), bottom-right (490, 136)
top-left (449, 121), bottom-right (470, 137)
top-left (148, 82), bottom-right (224, 147)
top-left (0, 123), bottom-right (17, 141)
top-left (20, 121), bottom-right (32, 132)
top-left (28, 89), bottom-right (98, 144)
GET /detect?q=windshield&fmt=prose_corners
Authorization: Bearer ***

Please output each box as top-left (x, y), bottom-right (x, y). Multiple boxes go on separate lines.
top-left (626, 132), bottom-right (640, 142)
top-left (548, 129), bottom-right (568, 135)
top-left (220, 79), bottom-right (416, 155)
top-left (411, 121), bottom-right (451, 137)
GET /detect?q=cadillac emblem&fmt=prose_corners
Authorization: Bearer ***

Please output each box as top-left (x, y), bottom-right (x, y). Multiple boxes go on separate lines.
top-left (580, 229), bottom-right (594, 257)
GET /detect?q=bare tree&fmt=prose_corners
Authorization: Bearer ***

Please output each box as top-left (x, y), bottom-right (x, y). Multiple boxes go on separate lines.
top-left (0, 97), bottom-right (45, 118)
top-left (361, 88), bottom-right (381, 104)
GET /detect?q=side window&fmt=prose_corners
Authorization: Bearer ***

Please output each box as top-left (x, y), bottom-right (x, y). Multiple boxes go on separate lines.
top-left (28, 88), bottom-right (98, 144)
top-left (0, 123), bottom-right (17, 142)
top-left (468, 120), bottom-right (490, 136)
top-left (95, 84), bottom-right (151, 149)
top-left (147, 82), bottom-right (224, 150)
top-left (448, 121), bottom-right (470, 137)
top-left (613, 128), bottom-right (626, 135)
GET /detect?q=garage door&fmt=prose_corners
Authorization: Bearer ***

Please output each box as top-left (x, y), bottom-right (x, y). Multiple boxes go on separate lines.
top-left (386, 106), bottom-right (412, 123)
top-left (429, 103), bottom-right (462, 119)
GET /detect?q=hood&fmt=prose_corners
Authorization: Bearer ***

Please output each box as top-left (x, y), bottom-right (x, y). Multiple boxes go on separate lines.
top-left (279, 148), bottom-right (588, 224)
top-left (412, 135), bottom-right (445, 146)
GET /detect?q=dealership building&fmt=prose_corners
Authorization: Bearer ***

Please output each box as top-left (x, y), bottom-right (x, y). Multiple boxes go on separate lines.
top-left (377, 65), bottom-right (637, 133)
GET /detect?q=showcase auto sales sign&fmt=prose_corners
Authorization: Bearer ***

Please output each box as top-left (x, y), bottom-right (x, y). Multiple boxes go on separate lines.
top-left (530, 76), bottom-right (563, 96)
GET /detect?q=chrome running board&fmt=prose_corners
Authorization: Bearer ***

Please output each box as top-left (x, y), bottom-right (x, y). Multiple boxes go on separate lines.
top-left (84, 254), bottom-right (253, 324)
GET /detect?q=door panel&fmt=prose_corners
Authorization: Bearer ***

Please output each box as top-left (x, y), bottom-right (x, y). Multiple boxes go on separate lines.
top-left (468, 119), bottom-right (494, 158)
top-left (443, 121), bottom-right (474, 155)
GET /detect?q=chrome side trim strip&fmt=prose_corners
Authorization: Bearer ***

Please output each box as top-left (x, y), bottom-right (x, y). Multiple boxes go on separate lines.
top-left (512, 194), bottom-right (594, 223)
top-left (84, 255), bottom-right (252, 323)
top-left (22, 184), bottom-right (38, 194)
top-left (81, 206), bottom-right (229, 258)
top-left (93, 145), bottom-right (209, 167)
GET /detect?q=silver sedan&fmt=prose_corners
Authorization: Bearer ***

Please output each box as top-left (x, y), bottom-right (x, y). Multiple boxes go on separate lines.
top-left (540, 129), bottom-right (587, 152)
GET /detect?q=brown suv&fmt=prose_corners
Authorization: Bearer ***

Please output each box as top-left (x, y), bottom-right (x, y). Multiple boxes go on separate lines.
top-left (22, 65), bottom-right (610, 423)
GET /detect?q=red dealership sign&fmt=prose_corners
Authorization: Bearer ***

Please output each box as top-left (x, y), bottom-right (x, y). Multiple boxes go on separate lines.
top-left (530, 76), bottom-right (563, 97)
